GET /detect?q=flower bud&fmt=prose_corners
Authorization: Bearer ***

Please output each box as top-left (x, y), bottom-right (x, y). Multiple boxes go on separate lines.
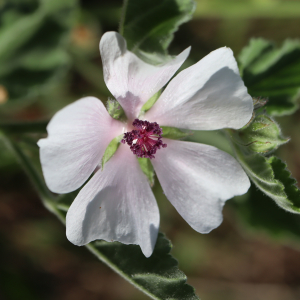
top-left (232, 114), bottom-right (289, 153)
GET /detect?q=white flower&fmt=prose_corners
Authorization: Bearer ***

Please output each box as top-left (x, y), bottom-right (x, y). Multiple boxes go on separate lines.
top-left (38, 32), bottom-right (253, 257)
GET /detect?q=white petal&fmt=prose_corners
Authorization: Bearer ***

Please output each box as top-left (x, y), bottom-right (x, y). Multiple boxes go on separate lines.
top-left (100, 31), bottom-right (190, 120)
top-left (151, 139), bottom-right (250, 233)
top-left (145, 47), bottom-right (253, 130)
top-left (38, 97), bottom-right (123, 194)
top-left (66, 144), bottom-right (160, 257)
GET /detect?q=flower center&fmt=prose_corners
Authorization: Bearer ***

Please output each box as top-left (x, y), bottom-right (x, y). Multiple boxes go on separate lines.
top-left (121, 119), bottom-right (167, 159)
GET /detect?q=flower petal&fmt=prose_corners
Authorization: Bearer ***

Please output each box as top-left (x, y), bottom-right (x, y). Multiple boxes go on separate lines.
top-left (145, 47), bottom-right (253, 130)
top-left (100, 31), bottom-right (190, 120)
top-left (66, 144), bottom-right (160, 257)
top-left (38, 97), bottom-right (123, 194)
top-left (151, 139), bottom-right (250, 233)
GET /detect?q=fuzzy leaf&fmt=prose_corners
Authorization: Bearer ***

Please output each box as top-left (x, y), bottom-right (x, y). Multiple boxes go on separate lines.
top-left (88, 233), bottom-right (199, 300)
top-left (268, 156), bottom-right (300, 208)
top-left (229, 133), bottom-right (300, 214)
top-left (239, 38), bottom-right (300, 116)
top-left (120, 0), bottom-right (195, 63)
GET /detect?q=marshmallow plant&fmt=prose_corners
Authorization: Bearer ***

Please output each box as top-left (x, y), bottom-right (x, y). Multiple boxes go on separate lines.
top-left (2, 1), bottom-right (300, 299)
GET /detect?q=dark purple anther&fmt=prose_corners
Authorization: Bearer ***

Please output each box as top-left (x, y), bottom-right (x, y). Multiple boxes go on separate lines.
top-left (121, 119), bottom-right (167, 159)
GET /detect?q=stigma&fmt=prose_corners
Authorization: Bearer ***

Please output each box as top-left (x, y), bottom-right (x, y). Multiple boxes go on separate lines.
top-left (121, 119), bottom-right (167, 159)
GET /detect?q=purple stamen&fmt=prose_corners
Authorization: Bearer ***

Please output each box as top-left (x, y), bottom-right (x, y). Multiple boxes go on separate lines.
top-left (121, 119), bottom-right (167, 159)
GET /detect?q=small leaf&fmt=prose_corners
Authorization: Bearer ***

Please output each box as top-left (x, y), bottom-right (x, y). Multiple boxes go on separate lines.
top-left (106, 99), bottom-right (126, 121)
top-left (120, 0), bottom-right (195, 62)
top-left (138, 157), bottom-right (155, 187)
top-left (101, 135), bottom-right (122, 169)
top-left (161, 126), bottom-right (191, 140)
top-left (228, 132), bottom-right (300, 214)
top-left (230, 113), bottom-right (289, 153)
top-left (239, 38), bottom-right (300, 116)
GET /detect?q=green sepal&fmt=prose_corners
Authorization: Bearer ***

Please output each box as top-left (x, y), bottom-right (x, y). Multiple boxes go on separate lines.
top-left (161, 126), bottom-right (191, 140)
top-left (101, 135), bottom-right (123, 170)
top-left (141, 90), bottom-right (161, 113)
top-left (230, 113), bottom-right (289, 154)
top-left (138, 157), bottom-right (155, 187)
top-left (106, 99), bottom-right (126, 121)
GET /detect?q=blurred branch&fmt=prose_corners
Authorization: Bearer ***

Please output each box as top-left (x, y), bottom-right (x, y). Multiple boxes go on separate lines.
top-left (0, 132), bottom-right (62, 223)
top-left (0, 120), bottom-right (48, 134)
top-left (119, 0), bottom-right (129, 35)
top-left (0, 135), bottom-right (65, 223)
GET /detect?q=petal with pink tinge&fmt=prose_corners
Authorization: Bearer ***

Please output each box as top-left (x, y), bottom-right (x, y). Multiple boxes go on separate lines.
top-left (145, 47), bottom-right (253, 130)
top-left (100, 31), bottom-right (190, 120)
top-left (151, 139), bottom-right (250, 233)
top-left (38, 97), bottom-right (123, 194)
top-left (66, 144), bottom-right (160, 258)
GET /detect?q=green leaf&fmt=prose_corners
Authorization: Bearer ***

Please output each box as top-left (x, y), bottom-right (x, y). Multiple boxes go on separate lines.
top-left (2, 131), bottom-right (200, 300)
top-left (228, 131), bottom-right (300, 214)
top-left (87, 233), bottom-right (199, 300)
top-left (161, 126), bottom-right (191, 140)
top-left (239, 38), bottom-right (300, 116)
top-left (101, 135), bottom-right (122, 169)
top-left (120, 0), bottom-right (195, 62)
top-left (230, 113), bottom-right (289, 153)
top-left (138, 157), bottom-right (155, 187)
top-left (268, 156), bottom-right (300, 208)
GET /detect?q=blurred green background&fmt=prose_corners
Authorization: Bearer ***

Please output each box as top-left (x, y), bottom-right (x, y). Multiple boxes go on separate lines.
top-left (1, 0), bottom-right (300, 299)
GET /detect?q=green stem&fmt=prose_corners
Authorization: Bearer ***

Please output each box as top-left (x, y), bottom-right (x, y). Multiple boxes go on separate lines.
top-left (0, 131), bottom-right (53, 201)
